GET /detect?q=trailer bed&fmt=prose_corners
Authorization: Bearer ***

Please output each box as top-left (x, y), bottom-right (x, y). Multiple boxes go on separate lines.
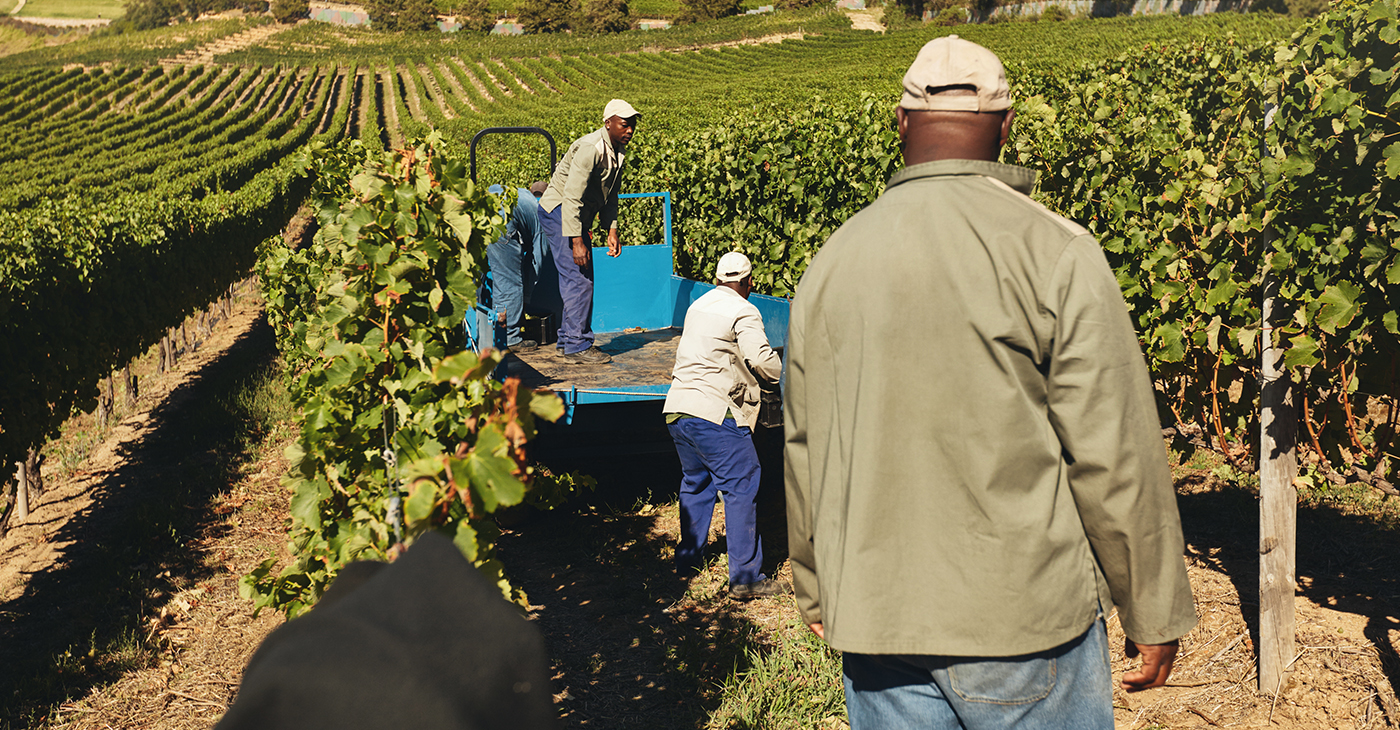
top-left (503, 327), bottom-right (680, 398)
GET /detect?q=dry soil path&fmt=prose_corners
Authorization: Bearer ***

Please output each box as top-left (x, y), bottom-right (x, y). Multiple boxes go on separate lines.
top-left (0, 292), bottom-right (288, 729)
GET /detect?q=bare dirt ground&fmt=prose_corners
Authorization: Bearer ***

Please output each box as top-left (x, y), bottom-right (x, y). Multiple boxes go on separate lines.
top-left (0, 292), bottom-right (289, 729)
top-left (3, 294), bottom-right (1399, 728)
top-left (497, 476), bottom-right (1400, 729)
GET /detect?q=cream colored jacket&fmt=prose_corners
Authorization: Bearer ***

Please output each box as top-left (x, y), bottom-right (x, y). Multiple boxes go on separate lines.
top-left (664, 286), bottom-right (782, 431)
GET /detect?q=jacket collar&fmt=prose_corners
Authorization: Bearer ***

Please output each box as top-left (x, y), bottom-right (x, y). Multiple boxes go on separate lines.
top-left (887, 159), bottom-right (1037, 196)
top-left (708, 284), bottom-right (744, 300)
top-left (593, 128), bottom-right (625, 195)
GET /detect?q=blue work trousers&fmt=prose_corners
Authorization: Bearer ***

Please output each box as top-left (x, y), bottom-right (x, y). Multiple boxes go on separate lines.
top-left (842, 617), bottom-right (1114, 730)
top-left (668, 417), bottom-right (764, 586)
top-left (485, 233), bottom-right (541, 347)
top-left (540, 205), bottom-right (595, 355)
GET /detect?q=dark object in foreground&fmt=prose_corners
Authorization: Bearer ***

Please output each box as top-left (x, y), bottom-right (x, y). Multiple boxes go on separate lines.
top-left (217, 532), bottom-right (558, 730)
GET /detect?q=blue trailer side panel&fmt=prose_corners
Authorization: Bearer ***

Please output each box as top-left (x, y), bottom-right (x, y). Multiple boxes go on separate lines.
top-left (592, 244), bottom-right (677, 332)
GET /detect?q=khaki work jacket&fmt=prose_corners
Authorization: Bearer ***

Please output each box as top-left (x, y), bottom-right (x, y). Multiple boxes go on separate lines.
top-left (539, 127), bottom-right (625, 239)
top-left (784, 159), bottom-right (1197, 657)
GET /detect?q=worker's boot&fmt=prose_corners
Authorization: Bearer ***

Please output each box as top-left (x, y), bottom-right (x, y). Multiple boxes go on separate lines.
top-left (728, 578), bottom-right (791, 601)
top-left (562, 346), bottom-right (612, 364)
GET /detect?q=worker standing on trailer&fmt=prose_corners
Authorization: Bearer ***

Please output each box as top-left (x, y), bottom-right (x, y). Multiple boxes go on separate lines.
top-left (538, 99), bottom-right (640, 365)
top-left (485, 180), bottom-right (550, 353)
top-left (663, 252), bottom-right (788, 601)
top-left (784, 36), bottom-right (1196, 729)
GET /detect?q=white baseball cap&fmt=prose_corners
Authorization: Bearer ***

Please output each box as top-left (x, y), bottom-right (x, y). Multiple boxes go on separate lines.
top-left (716, 251), bottom-right (752, 283)
top-left (900, 35), bottom-right (1011, 113)
top-left (603, 99), bottom-right (640, 121)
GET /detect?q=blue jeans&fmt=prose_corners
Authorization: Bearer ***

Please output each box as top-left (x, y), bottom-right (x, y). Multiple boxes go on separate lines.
top-left (842, 618), bottom-right (1113, 730)
top-left (668, 417), bottom-right (764, 586)
top-left (540, 205), bottom-right (594, 355)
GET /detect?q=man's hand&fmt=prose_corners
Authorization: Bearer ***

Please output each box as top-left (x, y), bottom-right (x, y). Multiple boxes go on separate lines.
top-left (808, 622), bottom-right (825, 640)
top-left (570, 236), bottom-right (590, 267)
top-left (606, 229), bottom-right (622, 258)
top-left (1122, 638), bottom-right (1178, 691)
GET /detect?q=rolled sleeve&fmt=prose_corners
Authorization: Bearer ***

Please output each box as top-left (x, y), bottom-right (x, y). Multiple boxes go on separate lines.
top-left (736, 308), bottom-right (781, 384)
top-left (1046, 235), bottom-right (1197, 645)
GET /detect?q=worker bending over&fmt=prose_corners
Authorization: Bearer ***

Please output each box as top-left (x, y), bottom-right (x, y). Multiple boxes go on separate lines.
top-left (664, 252), bottom-right (788, 601)
top-left (485, 181), bottom-right (549, 353)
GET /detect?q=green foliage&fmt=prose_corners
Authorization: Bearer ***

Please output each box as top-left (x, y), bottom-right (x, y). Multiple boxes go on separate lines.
top-left (581, 0), bottom-right (631, 32)
top-left (1003, 39), bottom-right (1278, 463)
top-left (0, 158), bottom-right (309, 473)
top-left (628, 95), bottom-right (899, 297)
top-left (888, 0), bottom-right (924, 21)
top-left (1041, 3), bottom-right (1070, 20)
top-left (1262, 0), bottom-right (1400, 473)
top-left (245, 135), bottom-right (584, 617)
top-left (402, 0), bottom-right (442, 29)
top-left (369, 0), bottom-right (442, 30)
top-left (451, 0), bottom-right (497, 32)
top-left (932, 5), bottom-right (967, 24)
top-left (0, 59), bottom-right (357, 516)
top-left (675, 0), bottom-right (741, 24)
top-left (516, 0), bottom-right (576, 32)
top-left (270, 0), bottom-right (309, 23)
top-left (121, 0), bottom-right (183, 30)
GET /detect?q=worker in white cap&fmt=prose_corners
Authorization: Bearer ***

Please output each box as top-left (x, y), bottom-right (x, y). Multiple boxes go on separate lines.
top-left (538, 98), bottom-right (640, 364)
top-left (663, 251), bottom-right (786, 600)
top-left (784, 35), bottom-right (1197, 728)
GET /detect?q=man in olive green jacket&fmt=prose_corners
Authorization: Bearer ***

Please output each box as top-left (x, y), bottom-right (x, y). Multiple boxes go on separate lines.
top-left (783, 36), bottom-right (1197, 729)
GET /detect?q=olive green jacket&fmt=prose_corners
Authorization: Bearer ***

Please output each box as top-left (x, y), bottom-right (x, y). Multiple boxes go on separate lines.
top-left (784, 159), bottom-right (1197, 657)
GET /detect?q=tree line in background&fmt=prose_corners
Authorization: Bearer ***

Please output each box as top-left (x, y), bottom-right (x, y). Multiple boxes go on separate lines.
top-left (890, 0), bottom-right (1329, 28)
top-left (115, 0), bottom-right (824, 35)
top-left (114, 0), bottom-right (1329, 40)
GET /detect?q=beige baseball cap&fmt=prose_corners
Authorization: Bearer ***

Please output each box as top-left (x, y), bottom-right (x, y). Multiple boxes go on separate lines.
top-left (603, 99), bottom-right (640, 121)
top-left (900, 35), bottom-right (1011, 113)
top-left (716, 251), bottom-right (752, 283)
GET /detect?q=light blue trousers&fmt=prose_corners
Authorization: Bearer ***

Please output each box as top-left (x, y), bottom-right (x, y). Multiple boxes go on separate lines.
top-left (842, 617), bottom-right (1114, 730)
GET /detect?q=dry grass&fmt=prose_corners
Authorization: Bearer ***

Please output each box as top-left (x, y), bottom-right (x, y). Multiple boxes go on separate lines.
top-left (48, 458), bottom-right (289, 730)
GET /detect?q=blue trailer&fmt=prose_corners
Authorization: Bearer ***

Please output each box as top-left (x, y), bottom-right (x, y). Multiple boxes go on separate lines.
top-left (467, 191), bottom-right (792, 425)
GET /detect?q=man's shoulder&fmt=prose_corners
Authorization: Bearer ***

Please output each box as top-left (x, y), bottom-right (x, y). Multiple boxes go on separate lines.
top-left (827, 172), bottom-right (1090, 254)
top-left (979, 175), bottom-right (1088, 239)
top-left (568, 127), bottom-right (606, 153)
top-left (691, 287), bottom-right (754, 316)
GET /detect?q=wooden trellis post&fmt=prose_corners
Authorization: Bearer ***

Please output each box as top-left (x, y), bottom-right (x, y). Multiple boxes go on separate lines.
top-left (14, 461), bottom-right (27, 523)
top-left (1258, 248), bottom-right (1298, 693)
